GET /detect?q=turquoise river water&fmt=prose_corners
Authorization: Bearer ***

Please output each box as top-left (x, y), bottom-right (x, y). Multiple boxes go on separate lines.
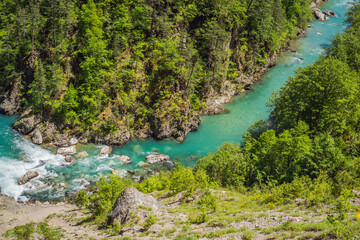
top-left (0, 0), bottom-right (355, 201)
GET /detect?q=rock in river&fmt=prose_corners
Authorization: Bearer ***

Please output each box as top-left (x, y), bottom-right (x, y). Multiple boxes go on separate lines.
top-left (99, 146), bottom-right (112, 156)
top-left (119, 155), bottom-right (132, 165)
top-left (145, 154), bottom-right (170, 164)
top-left (108, 187), bottom-right (164, 225)
top-left (313, 8), bottom-right (329, 21)
top-left (18, 171), bottom-right (39, 185)
top-left (65, 155), bottom-right (75, 163)
top-left (57, 146), bottom-right (76, 155)
top-left (76, 151), bottom-right (88, 159)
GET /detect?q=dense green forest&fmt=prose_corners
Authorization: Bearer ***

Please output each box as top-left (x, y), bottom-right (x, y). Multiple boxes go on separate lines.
top-left (0, 0), bottom-right (313, 144)
top-left (71, 3), bottom-right (360, 239)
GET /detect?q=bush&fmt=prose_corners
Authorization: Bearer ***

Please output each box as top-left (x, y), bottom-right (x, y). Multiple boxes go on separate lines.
top-left (144, 214), bottom-right (158, 230)
top-left (76, 174), bottom-right (132, 224)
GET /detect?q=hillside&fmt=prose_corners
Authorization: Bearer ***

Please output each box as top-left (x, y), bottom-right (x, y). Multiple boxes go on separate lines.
top-left (0, 0), bottom-right (315, 146)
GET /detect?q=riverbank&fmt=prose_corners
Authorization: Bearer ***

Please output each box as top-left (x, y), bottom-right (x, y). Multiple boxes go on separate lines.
top-left (0, 0), bottom-right (351, 201)
top-left (0, 0), bottom-right (330, 149)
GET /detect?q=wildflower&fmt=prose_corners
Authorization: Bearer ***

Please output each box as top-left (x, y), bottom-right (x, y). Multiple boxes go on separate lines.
top-left (356, 209), bottom-right (360, 219)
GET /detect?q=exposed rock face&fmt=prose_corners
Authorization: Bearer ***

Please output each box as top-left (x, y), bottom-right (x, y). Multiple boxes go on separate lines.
top-left (108, 187), bottom-right (163, 225)
top-left (76, 151), bottom-right (88, 159)
top-left (310, 0), bottom-right (327, 8)
top-left (65, 155), bottom-right (75, 163)
top-left (13, 110), bottom-right (41, 135)
top-left (119, 155), bottom-right (132, 164)
top-left (202, 99), bottom-right (227, 115)
top-left (313, 8), bottom-right (329, 21)
top-left (68, 138), bottom-right (78, 146)
top-left (17, 171), bottom-right (39, 185)
top-left (30, 129), bottom-right (43, 145)
top-left (145, 154), bottom-right (170, 164)
top-left (57, 146), bottom-right (76, 155)
top-left (0, 76), bottom-right (21, 115)
top-left (323, 9), bottom-right (336, 16)
top-left (99, 146), bottom-right (112, 156)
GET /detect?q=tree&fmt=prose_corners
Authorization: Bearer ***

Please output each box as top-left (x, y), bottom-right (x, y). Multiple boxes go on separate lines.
top-left (270, 57), bottom-right (360, 136)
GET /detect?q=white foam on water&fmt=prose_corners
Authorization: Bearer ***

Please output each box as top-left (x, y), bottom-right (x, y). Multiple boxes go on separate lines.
top-left (0, 136), bottom-right (63, 200)
top-left (95, 164), bottom-right (114, 172)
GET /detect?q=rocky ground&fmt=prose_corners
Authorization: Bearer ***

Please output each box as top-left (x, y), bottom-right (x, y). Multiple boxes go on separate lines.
top-left (1, 186), bottom-right (344, 240)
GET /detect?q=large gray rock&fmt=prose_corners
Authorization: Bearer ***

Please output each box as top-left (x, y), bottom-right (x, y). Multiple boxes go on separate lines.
top-left (119, 155), bottom-right (132, 165)
top-left (99, 146), bottom-right (112, 156)
top-left (31, 129), bottom-right (43, 145)
top-left (108, 187), bottom-right (163, 225)
top-left (57, 146), bottom-right (76, 155)
top-left (313, 8), bottom-right (329, 21)
top-left (13, 113), bottom-right (41, 135)
top-left (145, 154), bottom-right (170, 164)
top-left (18, 171), bottom-right (39, 185)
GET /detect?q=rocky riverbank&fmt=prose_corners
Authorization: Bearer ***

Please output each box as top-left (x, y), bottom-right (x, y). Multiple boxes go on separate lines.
top-left (0, 0), bottom-right (333, 149)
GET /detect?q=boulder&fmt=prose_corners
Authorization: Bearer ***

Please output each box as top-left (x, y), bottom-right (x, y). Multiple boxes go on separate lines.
top-left (65, 155), bottom-right (75, 163)
top-left (31, 129), bottom-right (43, 145)
top-left (99, 146), bottom-right (112, 156)
top-left (313, 8), bottom-right (329, 21)
top-left (202, 99), bottom-right (227, 115)
top-left (119, 155), bottom-right (132, 165)
top-left (13, 113), bottom-right (41, 135)
top-left (76, 151), bottom-right (88, 159)
top-left (68, 138), bottom-right (78, 146)
top-left (53, 134), bottom-right (69, 147)
top-left (323, 9), bottom-right (336, 16)
top-left (57, 146), bottom-right (76, 155)
top-left (18, 171), bottom-right (39, 185)
top-left (145, 154), bottom-right (170, 164)
top-left (108, 187), bottom-right (163, 225)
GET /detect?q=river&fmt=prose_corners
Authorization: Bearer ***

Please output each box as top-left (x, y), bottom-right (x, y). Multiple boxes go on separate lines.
top-left (0, 0), bottom-right (354, 201)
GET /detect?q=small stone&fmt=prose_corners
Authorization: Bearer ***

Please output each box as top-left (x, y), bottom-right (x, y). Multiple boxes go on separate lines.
top-left (76, 151), bottom-right (88, 159)
top-left (99, 146), bottom-right (112, 156)
top-left (65, 155), bottom-right (75, 162)
top-left (145, 154), bottom-right (170, 164)
top-left (18, 171), bottom-right (39, 185)
top-left (119, 155), bottom-right (132, 165)
top-left (57, 146), bottom-right (76, 155)
top-left (59, 182), bottom-right (66, 188)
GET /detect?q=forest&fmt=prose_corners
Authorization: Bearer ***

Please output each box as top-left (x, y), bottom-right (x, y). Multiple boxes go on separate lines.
top-left (72, 3), bottom-right (360, 239)
top-left (0, 0), bottom-right (313, 144)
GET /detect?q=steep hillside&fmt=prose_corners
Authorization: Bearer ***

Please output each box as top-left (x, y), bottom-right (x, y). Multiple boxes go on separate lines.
top-left (0, 0), bottom-right (315, 146)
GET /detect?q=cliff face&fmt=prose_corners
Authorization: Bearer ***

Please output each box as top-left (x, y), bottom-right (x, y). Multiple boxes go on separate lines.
top-left (0, 0), bottom-right (321, 146)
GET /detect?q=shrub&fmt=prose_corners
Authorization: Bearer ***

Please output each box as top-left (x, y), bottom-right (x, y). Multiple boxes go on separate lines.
top-left (144, 214), bottom-right (158, 230)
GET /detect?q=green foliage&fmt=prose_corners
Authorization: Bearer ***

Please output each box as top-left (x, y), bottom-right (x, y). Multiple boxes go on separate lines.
top-left (270, 57), bottom-right (360, 136)
top-left (144, 214), bottom-right (158, 230)
top-left (189, 212), bottom-right (209, 224)
top-left (5, 222), bottom-right (64, 240)
top-left (76, 174), bottom-right (132, 224)
top-left (137, 165), bottom-right (213, 197)
top-left (0, 0), bottom-right (314, 137)
top-left (197, 189), bottom-right (218, 213)
top-left (5, 222), bottom-right (35, 240)
top-left (327, 190), bottom-right (360, 239)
